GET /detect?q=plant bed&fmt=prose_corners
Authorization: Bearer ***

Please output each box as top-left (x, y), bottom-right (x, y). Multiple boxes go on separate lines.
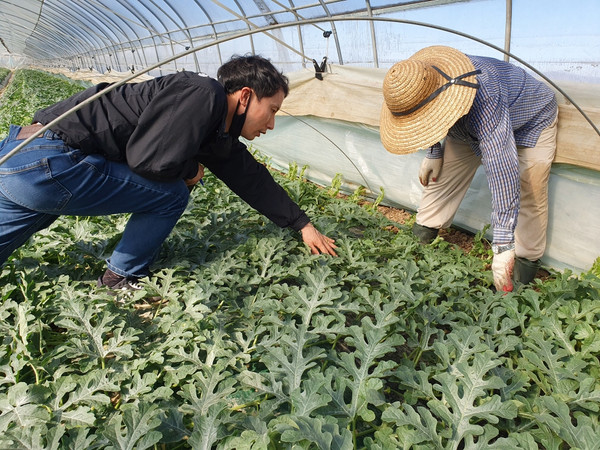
top-left (0, 69), bottom-right (88, 138)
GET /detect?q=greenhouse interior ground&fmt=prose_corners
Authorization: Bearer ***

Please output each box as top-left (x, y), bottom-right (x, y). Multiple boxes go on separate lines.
top-left (1, 1), bottom-right (600, 448)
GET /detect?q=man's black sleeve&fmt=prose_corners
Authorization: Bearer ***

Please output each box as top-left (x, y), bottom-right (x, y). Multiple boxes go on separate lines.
top-left (201, 139), bottom-right (310, 231)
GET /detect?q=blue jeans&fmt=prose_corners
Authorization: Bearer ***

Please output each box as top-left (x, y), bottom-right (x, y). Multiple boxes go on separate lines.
top-left (0, 125), bottom-right (190, 278)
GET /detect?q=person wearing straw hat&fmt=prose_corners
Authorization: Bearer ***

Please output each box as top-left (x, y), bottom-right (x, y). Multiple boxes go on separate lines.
top-left (380, 45), bottom-right (558, 292)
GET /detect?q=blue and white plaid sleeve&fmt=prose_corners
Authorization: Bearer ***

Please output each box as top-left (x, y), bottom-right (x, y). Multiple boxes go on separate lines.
top-left (426, 141), bottom-right (444, 159)
top-left (474, 101), bottom-right (521, 244)
top-left (461, 56), bottom-right (556, 245)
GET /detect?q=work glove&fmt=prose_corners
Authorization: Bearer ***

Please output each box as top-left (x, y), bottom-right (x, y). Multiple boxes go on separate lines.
top-left (492, 248), bottom-right (515, 292)
top-left (419, 157), bottom-right (443, 186)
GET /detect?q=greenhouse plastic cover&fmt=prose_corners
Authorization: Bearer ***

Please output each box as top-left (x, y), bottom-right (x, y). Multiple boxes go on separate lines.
top-left (245, 64), bottom-right (600, 273)
top-left (2, 1), bottom-right (599, 80)
top-left (251, 113), bottom-right (600, 273)
top-left (1, 0), bottom-right (599, 271)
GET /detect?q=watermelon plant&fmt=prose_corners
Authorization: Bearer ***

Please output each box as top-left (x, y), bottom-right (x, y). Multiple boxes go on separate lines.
top-left (1, 70), bottom-right (600, 449)
top-left (0, 69), bottom-right (88, 138)
top-left (0, 67), bottom-right (10, 86)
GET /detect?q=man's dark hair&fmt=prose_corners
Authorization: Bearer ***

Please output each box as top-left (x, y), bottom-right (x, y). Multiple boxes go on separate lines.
top-left (217, 54), bottom-right (289, 99)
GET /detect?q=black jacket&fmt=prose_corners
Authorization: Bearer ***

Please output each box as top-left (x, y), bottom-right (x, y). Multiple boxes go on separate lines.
top-left (33, 71), bottom-right (309, 231)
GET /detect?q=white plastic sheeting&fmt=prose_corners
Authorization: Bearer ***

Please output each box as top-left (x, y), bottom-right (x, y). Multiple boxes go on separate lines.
top-left (281, 65), bottom-right (600, 172)
top-left (248, 59), bottom-right (600, 273)
top-left (250, 114), bottom-right (600, 272)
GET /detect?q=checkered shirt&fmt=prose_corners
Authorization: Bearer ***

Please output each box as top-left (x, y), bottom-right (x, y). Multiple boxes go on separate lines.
top-left (427, 55), bottom-right (557, 244)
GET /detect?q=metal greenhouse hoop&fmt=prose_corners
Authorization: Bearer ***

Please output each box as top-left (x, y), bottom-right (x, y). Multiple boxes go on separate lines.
top-left (2, 16), bottom-right (598, 169)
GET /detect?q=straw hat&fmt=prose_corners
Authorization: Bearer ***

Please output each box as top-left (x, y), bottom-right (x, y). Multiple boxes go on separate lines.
top-left (380, 46), bottom-right (480, 154)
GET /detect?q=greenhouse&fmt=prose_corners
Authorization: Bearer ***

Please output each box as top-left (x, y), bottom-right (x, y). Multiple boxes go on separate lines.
top-left (0, 0), bottom-right (599, 448)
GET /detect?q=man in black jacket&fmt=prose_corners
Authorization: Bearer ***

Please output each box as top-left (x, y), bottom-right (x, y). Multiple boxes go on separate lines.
top-left (0, 55), bottom-right (337, 289)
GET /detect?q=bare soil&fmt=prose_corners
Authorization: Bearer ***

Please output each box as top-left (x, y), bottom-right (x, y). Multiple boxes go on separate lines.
top-left (375, 204), bottom-right (479, 254)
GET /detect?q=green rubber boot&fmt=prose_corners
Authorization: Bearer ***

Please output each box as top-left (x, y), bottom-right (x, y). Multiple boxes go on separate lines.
top-left (412, 223), bottom-right (439, 244)
top-left (513, 257), bottom-right (541, 287)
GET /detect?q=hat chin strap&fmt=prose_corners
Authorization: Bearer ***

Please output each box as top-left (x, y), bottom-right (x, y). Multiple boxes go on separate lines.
top-left (391, 66), bottom-right (481, 117)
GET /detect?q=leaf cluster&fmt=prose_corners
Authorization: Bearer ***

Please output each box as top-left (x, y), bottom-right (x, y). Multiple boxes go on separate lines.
top-left (0, 67), bottom-right (10, 86)
top-left (0, 69), bottom-right (89, 138)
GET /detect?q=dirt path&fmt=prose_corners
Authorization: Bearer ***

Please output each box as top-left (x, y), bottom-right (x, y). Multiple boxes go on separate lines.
top-left (376, 204), bottom-right (479, 253)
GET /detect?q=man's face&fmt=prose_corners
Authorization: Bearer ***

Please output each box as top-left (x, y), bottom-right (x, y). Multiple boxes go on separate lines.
top-left (241, 89), bottom-right (285, 140)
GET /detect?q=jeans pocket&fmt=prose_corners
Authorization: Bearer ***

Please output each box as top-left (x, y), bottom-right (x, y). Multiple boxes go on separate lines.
top-left (0, 157), bottom-right (72, 212)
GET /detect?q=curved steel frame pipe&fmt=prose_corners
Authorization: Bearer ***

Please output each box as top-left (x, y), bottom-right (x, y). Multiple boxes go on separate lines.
top-left (2, 16), bottom-right (598, 170)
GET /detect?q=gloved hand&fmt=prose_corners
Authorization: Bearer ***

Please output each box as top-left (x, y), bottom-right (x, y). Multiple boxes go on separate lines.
top-left (419, 157), bottom-right (443, 186)
top-left (492, 248), bottom-right (515, 292)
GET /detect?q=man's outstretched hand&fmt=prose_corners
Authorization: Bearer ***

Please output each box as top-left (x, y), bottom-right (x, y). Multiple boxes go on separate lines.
top-left (300, 222), bottom-right (337, 256)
